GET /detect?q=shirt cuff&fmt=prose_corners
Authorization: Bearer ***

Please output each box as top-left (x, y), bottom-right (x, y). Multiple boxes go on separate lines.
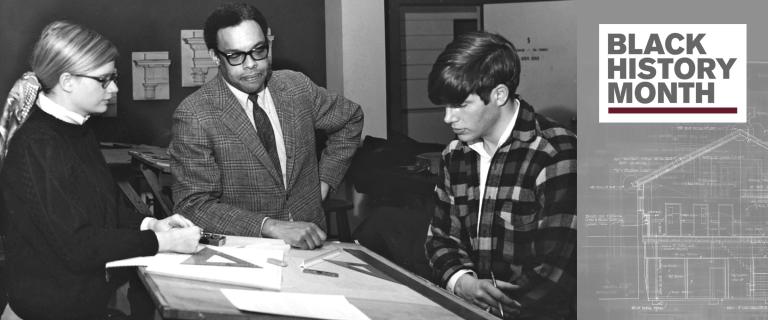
top-left (259, 217), bottom-right (270, 237)
top-left (140, 217), bottom-right (157, 231)
top-left (447, 269), bottom-right (476, 294)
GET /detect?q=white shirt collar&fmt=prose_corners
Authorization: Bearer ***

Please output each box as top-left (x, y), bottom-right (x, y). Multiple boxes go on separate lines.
top-left (468, 99), bottom-right (520, 156)
top-left (37, 93), bottom-right (90, 125)
top-left (224, 80), bottom-right (269, 107)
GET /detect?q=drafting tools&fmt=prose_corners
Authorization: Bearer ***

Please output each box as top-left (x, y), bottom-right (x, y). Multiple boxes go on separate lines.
top-left (267, 258), bottom-right (287, 267)
top-left (300, 248), bottom-right (342, 268)
top-left (344, 248), bottom-right (485, 319)
top-left (324, 259), bottom-right (397, 284)
top-left (181, 247), bottom-right (261, 268)
top-left (199, 232), bottom-right (226, 246)
top-left (490, 271), bottom-right (504, 318)
top-left (302, 268), bottom-right (339, 277)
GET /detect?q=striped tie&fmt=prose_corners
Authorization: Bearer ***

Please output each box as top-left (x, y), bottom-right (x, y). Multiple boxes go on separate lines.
top-left (249, 94), bottom-right (282, 179)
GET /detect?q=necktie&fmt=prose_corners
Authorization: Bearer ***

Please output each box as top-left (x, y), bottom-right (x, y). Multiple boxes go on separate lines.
top-left (248, 94), bottom-right (282, 178)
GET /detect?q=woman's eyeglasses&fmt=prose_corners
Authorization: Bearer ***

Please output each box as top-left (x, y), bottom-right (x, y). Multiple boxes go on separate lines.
top-left (71, 72), bottom-right (118, 89)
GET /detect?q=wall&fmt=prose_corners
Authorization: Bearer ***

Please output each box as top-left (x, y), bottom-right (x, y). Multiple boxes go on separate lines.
top-left (0, 0), bottom-right (326, 146)
top-left (325, 0), bottom-right (387, 140)
top-left (400, 6), bottom-right (481, 144)
top-left (325, 0), bottom-right (344, 98)
top-left (484, 1), bottom-right (577, 129)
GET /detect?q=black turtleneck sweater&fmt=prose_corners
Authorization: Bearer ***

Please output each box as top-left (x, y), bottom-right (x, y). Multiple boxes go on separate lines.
top-left (0, 106), bottom-right (158, 320)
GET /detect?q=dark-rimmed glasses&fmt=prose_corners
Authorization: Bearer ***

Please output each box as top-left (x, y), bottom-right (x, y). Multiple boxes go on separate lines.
top-left (214, 44), bottom-right (269, 66)
top-left (72, 72), bottom-right (118, 89)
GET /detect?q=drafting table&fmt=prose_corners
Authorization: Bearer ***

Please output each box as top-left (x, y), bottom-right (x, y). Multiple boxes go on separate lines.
top-left (101, 144), bottom-right (171, 218)
top-left (136, 236), bottom-right (497, 320)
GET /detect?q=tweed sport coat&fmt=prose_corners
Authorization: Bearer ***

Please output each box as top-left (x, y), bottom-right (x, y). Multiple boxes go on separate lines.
top-left (169, 70), bottom-right (363, 236)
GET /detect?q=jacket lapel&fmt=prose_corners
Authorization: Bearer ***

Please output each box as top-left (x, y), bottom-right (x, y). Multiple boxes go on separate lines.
top-left (213, 76), bottom-right (284, 186)
top-left (268, 78), bottom-right (296, 190)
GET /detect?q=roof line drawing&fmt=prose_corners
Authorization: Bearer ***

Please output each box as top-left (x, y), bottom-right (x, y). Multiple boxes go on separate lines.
top-left (633, 129), bottom-right (768, 187)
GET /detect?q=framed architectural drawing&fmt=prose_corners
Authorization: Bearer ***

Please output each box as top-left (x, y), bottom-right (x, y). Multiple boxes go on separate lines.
top-left (181, 30), bottom-right (217, 87)
top-left (132, 52), bottom-right (171, 100)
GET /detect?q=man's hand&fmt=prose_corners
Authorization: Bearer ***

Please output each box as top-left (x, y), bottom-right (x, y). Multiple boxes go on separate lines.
top-left (454, 273), bottom-right (522, 318)
top-left (320, 181), bottom-right (330, 201)
top-left (149, 214), bottom-right (197, 232)
top-left (156, 226), bottom-right (202, 253)
top-left (262, 219), bottom-right (327, 250)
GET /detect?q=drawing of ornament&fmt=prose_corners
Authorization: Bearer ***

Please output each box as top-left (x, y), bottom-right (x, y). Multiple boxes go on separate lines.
top-left (181, 30), bottom-right (217, 86)
top-left (266, 27), bottom-right (274, 58)
top-left (132, 52), bottom-right (171, 100)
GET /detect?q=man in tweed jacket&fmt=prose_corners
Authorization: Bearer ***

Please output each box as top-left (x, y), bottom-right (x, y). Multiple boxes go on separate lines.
top-left (424, 32), bottom-right (576, 319)
top-left (170, 3), bottom-right (363, 249)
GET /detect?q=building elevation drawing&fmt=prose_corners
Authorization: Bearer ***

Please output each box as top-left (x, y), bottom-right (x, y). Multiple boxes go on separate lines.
top-left (581, 61), bottom-right (768, 319)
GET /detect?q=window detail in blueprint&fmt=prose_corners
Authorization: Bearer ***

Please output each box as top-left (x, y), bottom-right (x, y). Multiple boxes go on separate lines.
top-left (581, 62), bottom-right (768, 319)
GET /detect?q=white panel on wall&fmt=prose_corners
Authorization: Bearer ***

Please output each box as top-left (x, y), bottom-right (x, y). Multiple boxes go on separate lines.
top-left (402, 20), bottom-right (455, 35)
top-left (400, 6), bottom-right (480, 144)
top-left (401, 35), bottom-right (454, 50)
top-left (403, 11), bottom-right (478, 21)
top-left (403, 80), bottom-right (432, 109)
top-left (401, 65), bottom-right (431, 80)
top-left (325, 0), bottom-right (387, 140)
top-left (402, 50), bottom-right (443, 66)
top-left (484, 1), bottom-right (577, 129)
top-left (406, 110), bottom-right (454, 144)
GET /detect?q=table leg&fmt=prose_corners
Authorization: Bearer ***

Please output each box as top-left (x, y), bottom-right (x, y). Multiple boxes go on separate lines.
top-left (116, 180), bottom-right (153, 217)
top-left (138, 163), bottom-right (172, 218)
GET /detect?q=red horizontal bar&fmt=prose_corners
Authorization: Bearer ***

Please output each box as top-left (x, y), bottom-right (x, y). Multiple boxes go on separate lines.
top-left (608, 107), bottom-right (737, 114)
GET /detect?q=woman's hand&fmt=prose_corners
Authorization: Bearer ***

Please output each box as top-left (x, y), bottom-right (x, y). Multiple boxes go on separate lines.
top-left (155, 226), bottom-right (202, 253)
top-left (148, 214), bottom-right (196, 232)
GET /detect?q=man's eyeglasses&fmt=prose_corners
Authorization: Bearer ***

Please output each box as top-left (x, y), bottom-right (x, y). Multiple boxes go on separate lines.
top-left (215, 44), bottom-right (269, 66)
top-left (72, 72), bottom-right (118, 89)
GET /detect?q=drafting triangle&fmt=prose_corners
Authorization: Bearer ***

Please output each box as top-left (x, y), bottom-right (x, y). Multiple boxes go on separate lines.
top-left (207, 255), bottom-right (234, 264)
top-left (349, 265), bottom-right (371, 273)
top-left (325, 259), bottom-right (396, 284)
top-left (181, 247), bottom-right (261, 268)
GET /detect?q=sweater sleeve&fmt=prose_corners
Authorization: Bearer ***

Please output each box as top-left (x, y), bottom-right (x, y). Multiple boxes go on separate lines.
top-left (8, 140), bottom-right (158, 271)
top-left (115, 186), bottom-right (146, 230)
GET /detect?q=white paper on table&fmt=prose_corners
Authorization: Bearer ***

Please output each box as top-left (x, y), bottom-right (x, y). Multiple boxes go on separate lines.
top-left (145, 247), bottom-right (284, 291)
top-left (105, 238), bottom-right (289, 268)
top-left (220, 288), bottom-right (370, 320)
top-left (106, 252), bottom-right (189, 268)
top-left (238, 238), bottom-right (290, 251)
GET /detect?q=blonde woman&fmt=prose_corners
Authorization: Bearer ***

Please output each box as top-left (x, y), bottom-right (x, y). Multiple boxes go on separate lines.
top-left (0, 21), bottom-right (201, 319)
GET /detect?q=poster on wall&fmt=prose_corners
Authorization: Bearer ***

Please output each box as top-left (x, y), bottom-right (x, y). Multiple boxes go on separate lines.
top-left (180, 30), bottom-right (217, 87)
top-left (132, 51), bottom-right (171, 100)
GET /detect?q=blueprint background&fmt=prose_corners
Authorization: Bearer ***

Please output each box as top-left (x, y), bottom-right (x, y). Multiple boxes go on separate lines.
top-left (577, 0), bottom-right (768, 318)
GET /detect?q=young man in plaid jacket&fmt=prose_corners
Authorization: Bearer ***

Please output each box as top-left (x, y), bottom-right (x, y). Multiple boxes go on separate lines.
top-left (424, 32), bottom-right (576, 320)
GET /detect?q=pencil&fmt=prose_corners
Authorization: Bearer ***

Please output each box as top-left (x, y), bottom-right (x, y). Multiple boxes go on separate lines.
top-left (300, 248), bottom-right (342, 269)
top-left (490, 271), bottom-right (504, 318)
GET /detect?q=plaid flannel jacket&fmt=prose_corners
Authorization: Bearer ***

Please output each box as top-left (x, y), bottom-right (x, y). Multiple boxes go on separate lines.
top-left (425, 100), bottom-right (576, 319)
